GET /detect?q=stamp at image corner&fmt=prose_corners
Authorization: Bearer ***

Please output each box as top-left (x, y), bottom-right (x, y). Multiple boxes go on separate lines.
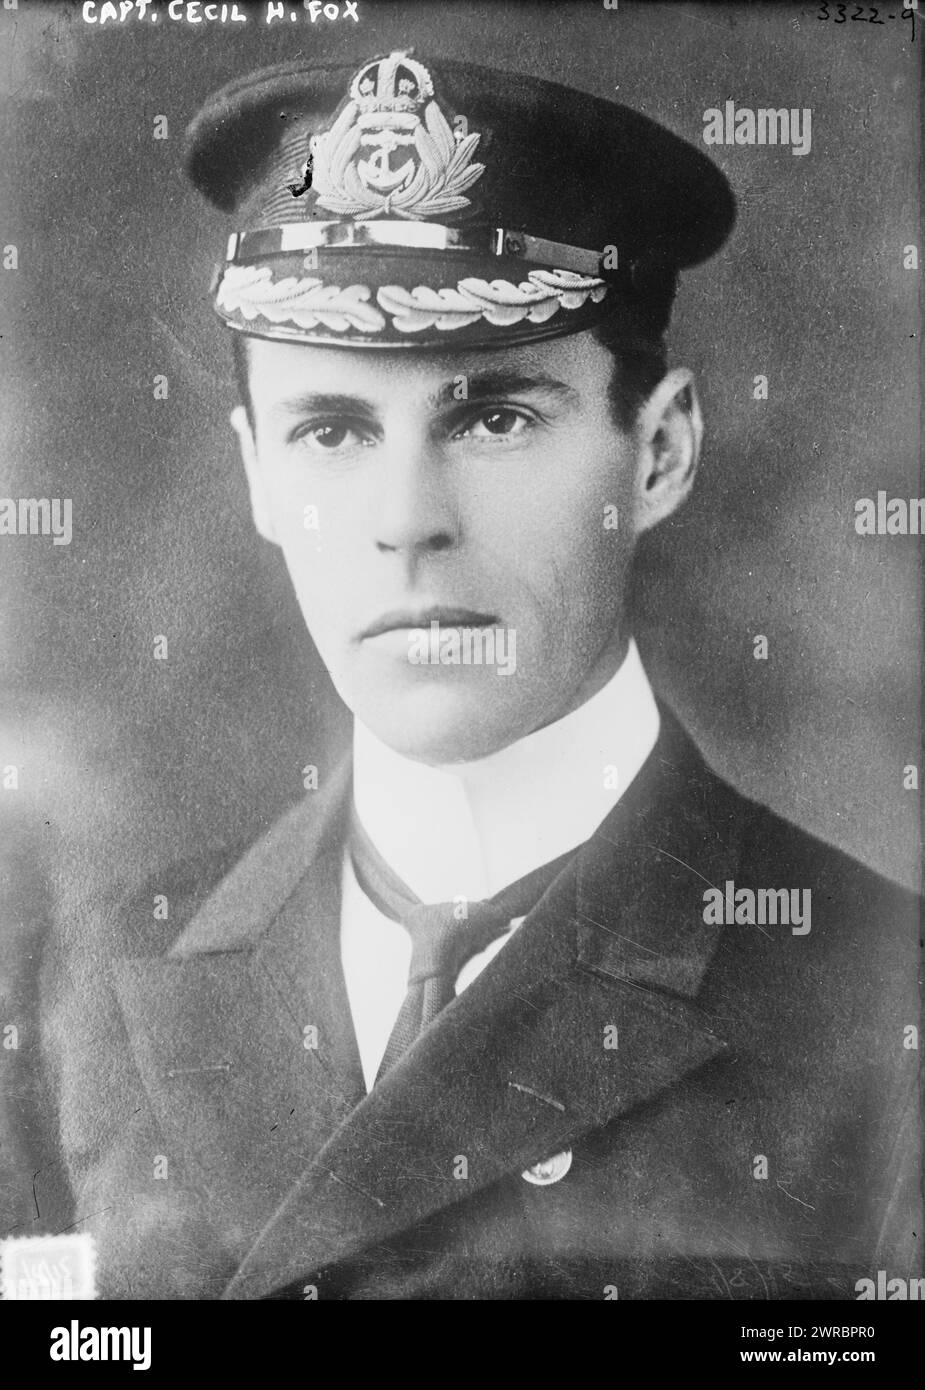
top-left (0, 1232), bottom-right (97, 1300)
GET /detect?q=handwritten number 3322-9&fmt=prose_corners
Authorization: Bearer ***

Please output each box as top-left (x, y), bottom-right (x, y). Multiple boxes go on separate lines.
top-left (817, 2), bottom-right (917, 38)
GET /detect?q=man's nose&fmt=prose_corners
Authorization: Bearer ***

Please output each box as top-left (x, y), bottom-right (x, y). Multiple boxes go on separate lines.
top-left (372, 435), bottom-right (459, 556)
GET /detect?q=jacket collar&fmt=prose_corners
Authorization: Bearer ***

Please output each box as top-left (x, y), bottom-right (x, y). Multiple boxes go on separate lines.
top-left (110, 759), bottom-right (367, 1263)
top-left (216, 709), bottom-right (752, 1299)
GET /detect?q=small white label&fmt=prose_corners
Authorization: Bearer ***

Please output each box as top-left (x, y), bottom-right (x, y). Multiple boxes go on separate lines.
top-left (0, 1232), bottom-right (97, 1300)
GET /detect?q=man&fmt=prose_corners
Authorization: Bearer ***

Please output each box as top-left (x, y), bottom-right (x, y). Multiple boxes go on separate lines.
top-left (33, 50), bottom-right (920, 1300)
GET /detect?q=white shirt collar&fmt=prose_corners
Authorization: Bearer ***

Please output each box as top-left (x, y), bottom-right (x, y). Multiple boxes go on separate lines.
top-left (352, 639), bottom-right (660, 903)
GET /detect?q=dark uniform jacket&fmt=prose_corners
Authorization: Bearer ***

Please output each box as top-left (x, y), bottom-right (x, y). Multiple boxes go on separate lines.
top-left (27, 710), bottom-right (923, 1299)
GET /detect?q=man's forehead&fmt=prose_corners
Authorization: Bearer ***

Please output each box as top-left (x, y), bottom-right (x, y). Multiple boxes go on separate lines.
top-left (242, 330), bottom-right (603, 400)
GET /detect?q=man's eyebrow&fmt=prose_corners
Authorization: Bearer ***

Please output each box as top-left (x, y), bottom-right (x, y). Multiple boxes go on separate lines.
top-left (267, 374), bottom-right (581, 420)
top-left (432, 371), bottom-right (581, 409)
top-left (270, 392), bottom-right (377, 419)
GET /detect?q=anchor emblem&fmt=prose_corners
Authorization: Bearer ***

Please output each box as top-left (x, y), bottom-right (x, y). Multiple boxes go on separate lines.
top-left (309, 50), bottom-right (486, 221)
top-left (357, 130), bottom-right (416, 195)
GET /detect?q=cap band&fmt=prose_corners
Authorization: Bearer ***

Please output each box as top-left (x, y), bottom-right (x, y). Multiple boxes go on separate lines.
top-left (228, 221), bottom-right (606, 279)
top-left (215, 261), bottom-right (609, 339)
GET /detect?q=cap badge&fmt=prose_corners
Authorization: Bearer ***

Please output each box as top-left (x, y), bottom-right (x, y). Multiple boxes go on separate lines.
top-left (309, 50), bottom-right (485, 221)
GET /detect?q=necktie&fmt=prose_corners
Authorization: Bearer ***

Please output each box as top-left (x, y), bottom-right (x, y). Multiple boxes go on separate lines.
top-left (349, 806), bottom-right (573, 1082)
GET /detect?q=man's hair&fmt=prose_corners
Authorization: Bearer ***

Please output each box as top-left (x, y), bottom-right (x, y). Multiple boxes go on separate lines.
top-left (231, 324), bottom-right (666, 435)
top-left (590, 318), bottom-right (668, 431)
top-left (232, 332), bottom-right (254, 430)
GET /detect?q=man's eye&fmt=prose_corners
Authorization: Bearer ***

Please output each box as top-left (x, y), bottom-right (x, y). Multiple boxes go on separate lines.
top-left (459, 408), bottom-right (532, 440)
top-left (296, 422), bottom-right (370, 451)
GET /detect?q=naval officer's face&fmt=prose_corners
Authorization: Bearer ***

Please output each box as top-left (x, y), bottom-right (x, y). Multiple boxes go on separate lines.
top-left (232, 331), bottom-right (700, 763)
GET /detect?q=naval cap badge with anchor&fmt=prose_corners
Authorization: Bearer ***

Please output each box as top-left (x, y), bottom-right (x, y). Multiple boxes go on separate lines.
top-left (309, 50), bottom-right (486, 221)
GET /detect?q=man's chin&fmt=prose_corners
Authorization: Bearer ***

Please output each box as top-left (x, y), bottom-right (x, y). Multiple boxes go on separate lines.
top-left (345, 677), bottom-right (534, 766)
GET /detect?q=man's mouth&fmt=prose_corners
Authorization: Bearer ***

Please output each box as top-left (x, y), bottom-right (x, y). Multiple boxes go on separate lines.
top-left (360, 606), bottom-right (500, 640)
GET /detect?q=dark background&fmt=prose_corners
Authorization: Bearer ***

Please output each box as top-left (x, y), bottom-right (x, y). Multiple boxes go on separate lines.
top-left (0, 2), bottom-right (920, 1204)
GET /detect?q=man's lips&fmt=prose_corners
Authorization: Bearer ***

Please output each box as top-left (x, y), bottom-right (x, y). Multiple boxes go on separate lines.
top-left (359, 606), bottom-right (500, 640)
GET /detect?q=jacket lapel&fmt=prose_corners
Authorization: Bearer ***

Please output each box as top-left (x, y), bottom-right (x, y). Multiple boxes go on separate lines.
top-left (224, 713), bottom-right (752, 1300)
top-left (110, 759), bottom-right (366, 1235)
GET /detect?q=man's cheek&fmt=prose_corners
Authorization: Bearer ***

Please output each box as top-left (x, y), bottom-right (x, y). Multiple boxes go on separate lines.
top-left (275, 493), bottom-right (350, 560)
top-left (279, 537), bottom-right (362, 638)
top-left (537, 531), bottom-right (620, 650)
top-left (282, 542), bottom-right (343, 614)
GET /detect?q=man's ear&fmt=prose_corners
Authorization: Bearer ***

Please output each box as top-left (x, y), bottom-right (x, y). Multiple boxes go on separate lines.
top-left (632, 367), bottom-right (703, 537)
top-left (230, 405), bottom-right (279, 545)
